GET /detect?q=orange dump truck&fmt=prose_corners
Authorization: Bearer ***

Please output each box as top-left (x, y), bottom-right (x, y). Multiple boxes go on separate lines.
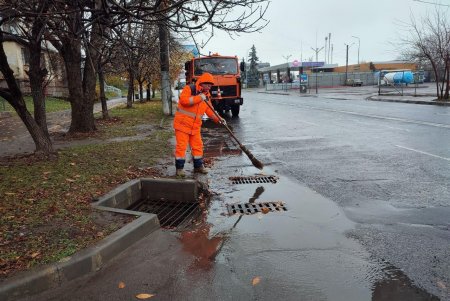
top-left (184, 53), bottom-right (244, 117)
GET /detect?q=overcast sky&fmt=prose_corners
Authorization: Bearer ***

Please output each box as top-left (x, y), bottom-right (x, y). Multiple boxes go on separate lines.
top-left (195, 0), bottom-right (447, 67)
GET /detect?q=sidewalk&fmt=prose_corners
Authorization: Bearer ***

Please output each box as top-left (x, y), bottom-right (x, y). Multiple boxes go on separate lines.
top-left (257, 85), bottom-right (450, 106)
top-left (0, 97), bottom-right (127, 157)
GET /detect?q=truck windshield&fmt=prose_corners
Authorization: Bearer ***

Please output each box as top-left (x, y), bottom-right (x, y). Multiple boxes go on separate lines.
top-left (194, 58), bottom-right (237, 75)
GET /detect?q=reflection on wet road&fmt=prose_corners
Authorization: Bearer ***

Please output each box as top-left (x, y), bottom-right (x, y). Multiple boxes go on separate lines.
top-left (198, 105), bottom-right (440, 300)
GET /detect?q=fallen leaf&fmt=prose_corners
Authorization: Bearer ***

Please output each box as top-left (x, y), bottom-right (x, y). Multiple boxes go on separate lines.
top-left (437, 280), bottom-right (447, 289)
top-left (31, 252), bottom-right (40, 258)
top-left (5, 192), bottom-right (16, 196)
top-left (65, 178), bottom-right (75, 183)
top-left (70, 162), bottom-right (76, 166)
top-left (118, 281), bottom-right (125, 289)
top-left (261, 207), bottom-right (270, 214)
top-left (252, 276), bottom-right (261, 286)
top-left (135, 293), bottom-right (155, 299)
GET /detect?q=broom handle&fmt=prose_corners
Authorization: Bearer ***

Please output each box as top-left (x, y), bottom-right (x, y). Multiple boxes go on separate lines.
top-left (203, 98), bottom-right (244, 148)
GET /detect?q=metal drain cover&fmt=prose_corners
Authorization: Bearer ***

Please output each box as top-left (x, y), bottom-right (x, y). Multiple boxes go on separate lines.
top-left (229, 175), bottom-right (279, 184)
top-left (227, 201), bottom-right (287, 215)
top-left (128, 198), bottom-right (200, 229)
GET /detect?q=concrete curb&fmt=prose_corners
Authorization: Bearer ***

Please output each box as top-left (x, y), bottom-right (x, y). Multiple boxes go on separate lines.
top-left (0, 177), bottom-right (198, 301)
top-left (0, 212), bottom-right (159, 301)
top-left (367, 96), bottom-right (450, 106)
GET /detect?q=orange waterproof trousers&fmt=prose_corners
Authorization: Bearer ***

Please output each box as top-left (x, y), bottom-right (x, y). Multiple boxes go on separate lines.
top-left (175, 130), bottom-right (204, 160)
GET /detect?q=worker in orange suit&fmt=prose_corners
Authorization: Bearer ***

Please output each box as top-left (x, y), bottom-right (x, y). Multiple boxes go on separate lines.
top-left (173, 72), bottom-right (225, 177)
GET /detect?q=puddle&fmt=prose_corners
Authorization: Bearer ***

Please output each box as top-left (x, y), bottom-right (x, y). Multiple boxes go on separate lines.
top-left (190, 120), bottom-right (440, 300)
top-left (179, 223), bottom-right (224, 271)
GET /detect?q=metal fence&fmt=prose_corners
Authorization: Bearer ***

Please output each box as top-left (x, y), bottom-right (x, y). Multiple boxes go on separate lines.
top-left (265, 71), bottom-right (377, 91)
top-left (105, 83), bottom-right (122, 98)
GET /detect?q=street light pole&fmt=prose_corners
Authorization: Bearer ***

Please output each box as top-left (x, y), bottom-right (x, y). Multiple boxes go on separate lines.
top-left (282, 54), bottom-right (292, 87)
top-left (352, 35), bottom-right (360, 65)
top-left (282, 54), bottom-right (292, 64)
top-left (310, 47), bottom-right (324, 94)
top-left (245, 48), bottom-right (252, 88)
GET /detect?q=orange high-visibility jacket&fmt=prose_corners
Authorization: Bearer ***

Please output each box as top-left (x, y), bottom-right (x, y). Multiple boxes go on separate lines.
top-left (173, 74), bottom-right (219, 135)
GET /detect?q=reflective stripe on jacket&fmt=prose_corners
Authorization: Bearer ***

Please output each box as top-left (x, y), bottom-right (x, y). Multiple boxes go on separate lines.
top-left (173, 84), bottom-right (219, 135)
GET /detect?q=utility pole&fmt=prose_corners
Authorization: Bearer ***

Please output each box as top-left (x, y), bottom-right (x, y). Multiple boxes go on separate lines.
top-left (324, 36), bottom-right (328, 64)
top-left (282, 54), bottom-right (292, 85)
top-left (345, 44), bottom-right (349, 85)
top-left (328, 33), bottom-right (331, 63)
top-left (300, 40), bottom-right (303, 63)
top-left (352, 35), bottom-right (360, 65)
top-left (331, 44), bottom-right (333, 64)
top-left (311, 46), bottom-right (324, 94)
top-left (159, 0), bottom-right (172, 115)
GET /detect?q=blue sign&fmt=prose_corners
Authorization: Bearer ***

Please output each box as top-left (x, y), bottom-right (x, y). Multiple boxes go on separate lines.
top-left (183, 45), bottom-right (199, 56)
top-left (300, 74), bottom-right (308, 83)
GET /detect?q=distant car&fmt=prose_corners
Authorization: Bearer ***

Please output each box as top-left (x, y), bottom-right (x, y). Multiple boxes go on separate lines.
top-left (346, 79), bottom-right (363, 87)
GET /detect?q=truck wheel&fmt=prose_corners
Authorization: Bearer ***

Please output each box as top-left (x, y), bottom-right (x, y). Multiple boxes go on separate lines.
top-left (231, 105), bottom-right (240, 117)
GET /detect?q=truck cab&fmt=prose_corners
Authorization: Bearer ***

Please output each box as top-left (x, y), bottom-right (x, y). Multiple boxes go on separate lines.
top-left (184, 54), bottom-right (243, 117)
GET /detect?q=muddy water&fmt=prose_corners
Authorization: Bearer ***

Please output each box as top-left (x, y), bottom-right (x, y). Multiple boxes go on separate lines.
top-left (192, 123), bottom-right (438, 301)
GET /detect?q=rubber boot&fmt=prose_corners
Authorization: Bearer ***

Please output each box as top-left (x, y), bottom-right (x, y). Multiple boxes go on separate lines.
top-left (194, 166), bottom-right (208, 174)
top-left (176, 169), bottom-right (186, 177)
top-left (193, 158), bottom-right (208, 174)
top-left (175, 159), bottom-right (186, 177)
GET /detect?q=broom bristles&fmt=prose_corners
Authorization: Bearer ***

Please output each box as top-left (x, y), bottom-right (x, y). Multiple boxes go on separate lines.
top-left (241, 145), bottom-right (264, 170)
top-left (251, 157), bottom-right (264, 170)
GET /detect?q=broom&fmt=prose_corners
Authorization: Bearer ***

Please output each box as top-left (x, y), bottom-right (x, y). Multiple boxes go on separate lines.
top-left (203, 98), bottom-right (264, 170)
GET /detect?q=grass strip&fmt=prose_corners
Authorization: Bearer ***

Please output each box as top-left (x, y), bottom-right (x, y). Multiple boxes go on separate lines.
top-left (0, 101), bottom-right (173, 279)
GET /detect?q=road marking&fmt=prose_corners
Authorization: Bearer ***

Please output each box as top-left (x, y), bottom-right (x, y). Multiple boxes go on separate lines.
top-left (383, 125), bottom-right (410, 132)
top-left (299, 120), bottom-right (318, 126)
top-left (395, 145), bottom-right (450, 162)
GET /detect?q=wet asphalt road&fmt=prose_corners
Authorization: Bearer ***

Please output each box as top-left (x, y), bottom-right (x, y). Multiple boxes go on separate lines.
top-left (21, 91), bottom-right (449, 301)
top-left (209, 90), bottom-right (449, 299)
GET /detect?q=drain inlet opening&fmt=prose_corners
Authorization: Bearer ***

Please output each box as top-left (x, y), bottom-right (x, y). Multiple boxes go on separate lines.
top-left (128, 198), bottom-right (201, 229)
top-left (226, 201), bottom-right (287, 215)
top-left (229, 175), bottom-right (279, 185)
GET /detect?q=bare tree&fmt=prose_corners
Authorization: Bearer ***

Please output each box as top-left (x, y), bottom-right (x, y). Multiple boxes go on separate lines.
top-left (400, 8), bottom-right (450, 100)
top-left (1, 0), bottom-right (270, 146)
top-left (0, 1), bottom-right (55, 156)
top-left (0, 31), bottom-right (54, 156)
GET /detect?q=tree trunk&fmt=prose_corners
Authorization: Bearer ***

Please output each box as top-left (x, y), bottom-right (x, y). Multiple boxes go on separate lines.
top-left (127, 69), bottom-right (134, 108)
top-left (60, 39), bottom-right (93, 133)
top-left (82, 19), bottom-right (104, 130)
top-left (28, 40), bottom-right (50, 138)
top-left (159, 20), bottom-right (171, 115)
top-left (29, 18), bottom-right (50, 139)
top-left (429, 60), bottom-right (441, 100)
top-left (444, 62), bottom-right (449, 100)
top-left (0, 33), bottom-right (53, 156)
top-left (98, 63), bottom-right (109, 118)
top-left (146, 81), bottom-right (151, 101)
top-left (139, 81), bottom-right (144, 102)
top-left (152, 86), bottom-right (156, 99)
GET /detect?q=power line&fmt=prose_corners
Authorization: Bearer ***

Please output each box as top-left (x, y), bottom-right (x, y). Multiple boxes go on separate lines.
top-left (413, 0), bottom-right (450, 7)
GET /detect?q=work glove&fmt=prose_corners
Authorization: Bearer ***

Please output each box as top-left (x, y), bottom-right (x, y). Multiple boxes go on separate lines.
top-left (199, 93), bottom-right (208, 101)
top-left (219, 117), bottom-right (227, 126)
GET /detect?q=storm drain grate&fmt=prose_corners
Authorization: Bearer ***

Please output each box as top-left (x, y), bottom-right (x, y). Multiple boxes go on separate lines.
top-left (229, 175), bottom-right (279, 184)
top-left (128, 198), bottom-right (200, 229)
top-left (227, 201), bottom-right (287, 215)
